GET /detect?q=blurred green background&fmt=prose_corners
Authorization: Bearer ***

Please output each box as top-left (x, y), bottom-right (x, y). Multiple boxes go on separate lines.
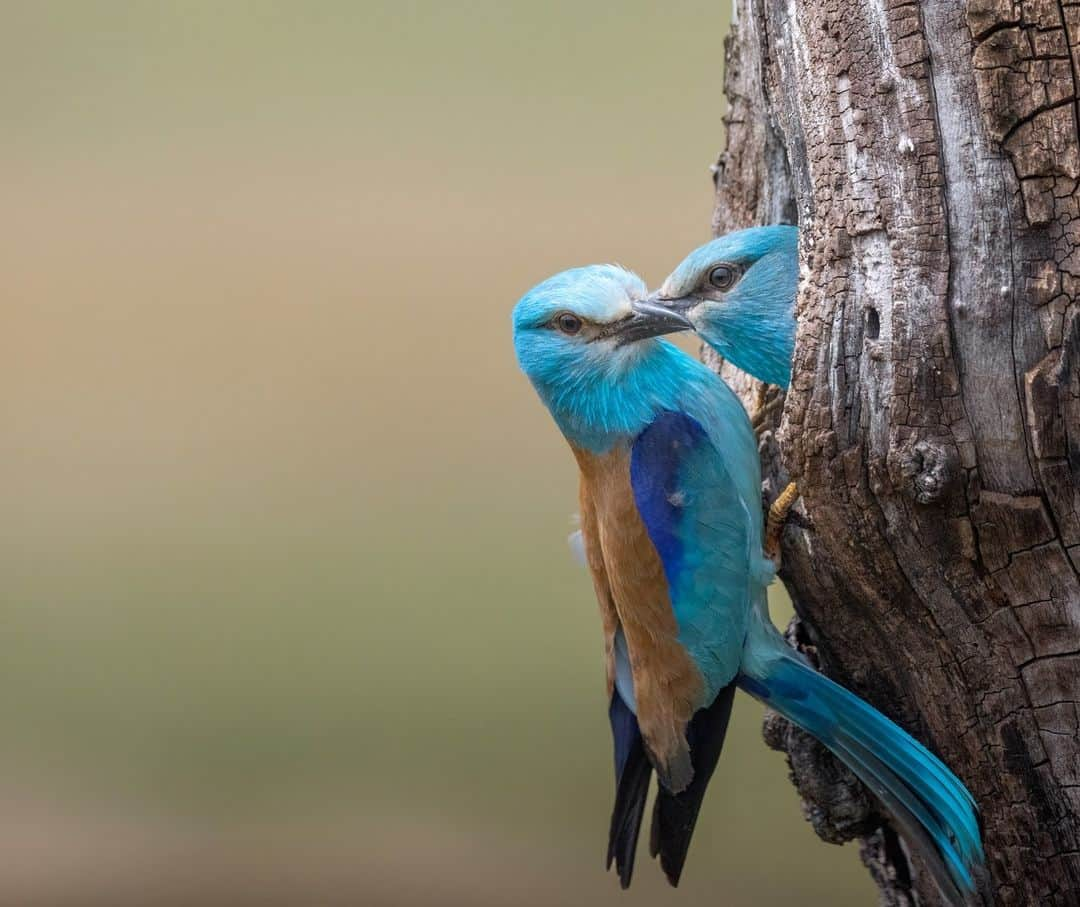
top-left (3, 2), bottom-right (871, 904)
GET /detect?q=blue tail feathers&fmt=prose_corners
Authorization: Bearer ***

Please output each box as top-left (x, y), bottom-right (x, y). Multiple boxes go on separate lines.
top-left (739, 650), bottom-right (987, 905)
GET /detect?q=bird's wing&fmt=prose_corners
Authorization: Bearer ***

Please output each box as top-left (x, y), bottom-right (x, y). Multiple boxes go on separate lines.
top-left (572, 442), bottom-right (703, 794)
top-left (630, 409), bottom-right (754, 695)
top-left (629, 409), bottom-right (755, 884)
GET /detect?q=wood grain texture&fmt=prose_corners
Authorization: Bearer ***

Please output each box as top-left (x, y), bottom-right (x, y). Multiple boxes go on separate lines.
top-left (710, 0), bottom-right (1080, 902)
top-left (571, 443), bottom-right (703, 793)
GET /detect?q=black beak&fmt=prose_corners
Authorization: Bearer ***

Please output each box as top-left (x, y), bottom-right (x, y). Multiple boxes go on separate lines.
top-left (611, 299), bottom-right (693, 345)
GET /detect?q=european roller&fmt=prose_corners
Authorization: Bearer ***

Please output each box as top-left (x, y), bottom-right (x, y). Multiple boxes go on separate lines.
top-left (648, 225), bottom-right (799, 389)
top-left (511, 264), bottom-right (986, 904)
top-left (649, 225), bottom-right (800, 554)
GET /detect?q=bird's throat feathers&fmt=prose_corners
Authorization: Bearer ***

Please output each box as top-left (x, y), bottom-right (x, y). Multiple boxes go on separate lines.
top-left (526, 339), bottom-right (711, 453)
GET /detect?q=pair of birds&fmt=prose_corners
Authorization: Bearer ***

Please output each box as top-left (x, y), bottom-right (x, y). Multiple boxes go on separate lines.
top-left (511, 226), bottom-right (987, 905)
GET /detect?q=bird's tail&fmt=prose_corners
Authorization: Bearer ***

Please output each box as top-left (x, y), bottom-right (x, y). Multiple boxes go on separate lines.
top-left (738, 630), bottom-right (989, 906)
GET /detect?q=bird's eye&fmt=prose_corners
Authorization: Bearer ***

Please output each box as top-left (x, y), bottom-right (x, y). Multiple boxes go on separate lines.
top-left (555, 313), bottom-right (583, 335)
top-left (707, 264), bottom-right (740, 291)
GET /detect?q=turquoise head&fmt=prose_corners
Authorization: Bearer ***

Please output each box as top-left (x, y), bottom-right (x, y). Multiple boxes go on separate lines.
top-left (512, 265), bottom-right (697, 452)
top-left (649, 225), bottom-right (798, 388)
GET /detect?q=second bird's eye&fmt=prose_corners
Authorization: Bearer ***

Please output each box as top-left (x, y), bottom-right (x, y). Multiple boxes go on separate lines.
top-left (556, 313), bottom-right (583, 335)
top-left (708, 263), bottom-right (739, 290)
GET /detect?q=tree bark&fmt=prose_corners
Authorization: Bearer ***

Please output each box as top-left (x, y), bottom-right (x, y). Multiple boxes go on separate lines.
top-left (710, 0), bottom-right (1080, 903)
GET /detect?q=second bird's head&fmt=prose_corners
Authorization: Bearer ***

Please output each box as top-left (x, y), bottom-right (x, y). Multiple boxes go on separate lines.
top-left (512, 264), bottom-right (693, 450)
top-left (647, 225), bottom-right (799, 388)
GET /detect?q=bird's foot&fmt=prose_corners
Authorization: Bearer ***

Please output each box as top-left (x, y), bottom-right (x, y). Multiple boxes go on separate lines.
top-left (765, 481), bottom-right (799, 562)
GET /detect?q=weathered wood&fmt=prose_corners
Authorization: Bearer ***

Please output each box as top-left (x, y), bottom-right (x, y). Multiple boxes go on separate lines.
top-left (711, 0), bottom-right (1080, 902)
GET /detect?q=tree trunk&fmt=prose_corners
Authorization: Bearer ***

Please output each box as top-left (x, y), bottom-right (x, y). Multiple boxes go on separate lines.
top-left (710, 0), bottom-right (1080, 903)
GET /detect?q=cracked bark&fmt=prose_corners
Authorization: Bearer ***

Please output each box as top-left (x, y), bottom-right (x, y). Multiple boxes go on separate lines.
top-left (711, 0), bottom-right (1080, 903)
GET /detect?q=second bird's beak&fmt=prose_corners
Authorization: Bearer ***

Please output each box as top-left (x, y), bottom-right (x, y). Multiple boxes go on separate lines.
top-left (615, 299), bottom-right (694, 345)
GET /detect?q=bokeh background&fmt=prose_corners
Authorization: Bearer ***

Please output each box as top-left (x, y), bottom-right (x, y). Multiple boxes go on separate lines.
top-left (4, 3), bottom-right (871, 905)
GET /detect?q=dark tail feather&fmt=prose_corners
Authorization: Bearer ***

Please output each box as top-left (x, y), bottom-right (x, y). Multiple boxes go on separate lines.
top-left (607, 692), bottom-right (652, 888)
top-left (650, 682), bottom-right (737, 887)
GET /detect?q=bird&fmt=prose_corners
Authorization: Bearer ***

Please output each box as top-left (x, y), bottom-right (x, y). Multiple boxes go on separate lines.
top-left (647, 224), bottom-right (799, 390)
top-left (511, 263), bottom-right (986, 904)
top-left (648, 225), bottom-right (800, 556)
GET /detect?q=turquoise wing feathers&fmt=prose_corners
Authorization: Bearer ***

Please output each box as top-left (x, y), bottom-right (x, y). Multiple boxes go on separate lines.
top-left (629, 409), bottom-right (756, 702)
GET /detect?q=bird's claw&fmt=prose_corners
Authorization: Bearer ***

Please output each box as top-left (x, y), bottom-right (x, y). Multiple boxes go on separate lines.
top-left (765, 481), bottom-right (799, 562)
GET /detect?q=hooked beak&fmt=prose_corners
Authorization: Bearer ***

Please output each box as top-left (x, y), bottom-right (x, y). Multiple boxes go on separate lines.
top-left (611, 299), bottom-right (693, 346)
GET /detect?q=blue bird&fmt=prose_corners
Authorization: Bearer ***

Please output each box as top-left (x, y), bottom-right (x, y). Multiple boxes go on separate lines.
top-left (650, 225), bottom-right (800, 554)
top-left (512, 264), bottom-right (986, 903)
top-left (648, 225), bottom-right (799, 389)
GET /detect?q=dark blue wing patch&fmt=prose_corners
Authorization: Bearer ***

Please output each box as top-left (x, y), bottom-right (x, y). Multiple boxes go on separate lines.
top-left (629, 411), bottom-right (708, 588)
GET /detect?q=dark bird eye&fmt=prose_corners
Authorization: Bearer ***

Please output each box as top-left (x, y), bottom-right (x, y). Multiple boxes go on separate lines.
top-left (708, 264), bottom-right (739, 291)
top-left (556, 313), bottom-right (583, 335)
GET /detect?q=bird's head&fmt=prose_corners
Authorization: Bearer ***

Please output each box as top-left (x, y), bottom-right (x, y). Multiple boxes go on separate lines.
top-left (512, 264), bottom-right (694, 451)
top-left (647, 225), bottom-right (798, 388)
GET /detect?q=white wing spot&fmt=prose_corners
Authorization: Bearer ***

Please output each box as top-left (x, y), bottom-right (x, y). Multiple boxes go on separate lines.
top-left (667, 491), bottom-right (686, 508)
